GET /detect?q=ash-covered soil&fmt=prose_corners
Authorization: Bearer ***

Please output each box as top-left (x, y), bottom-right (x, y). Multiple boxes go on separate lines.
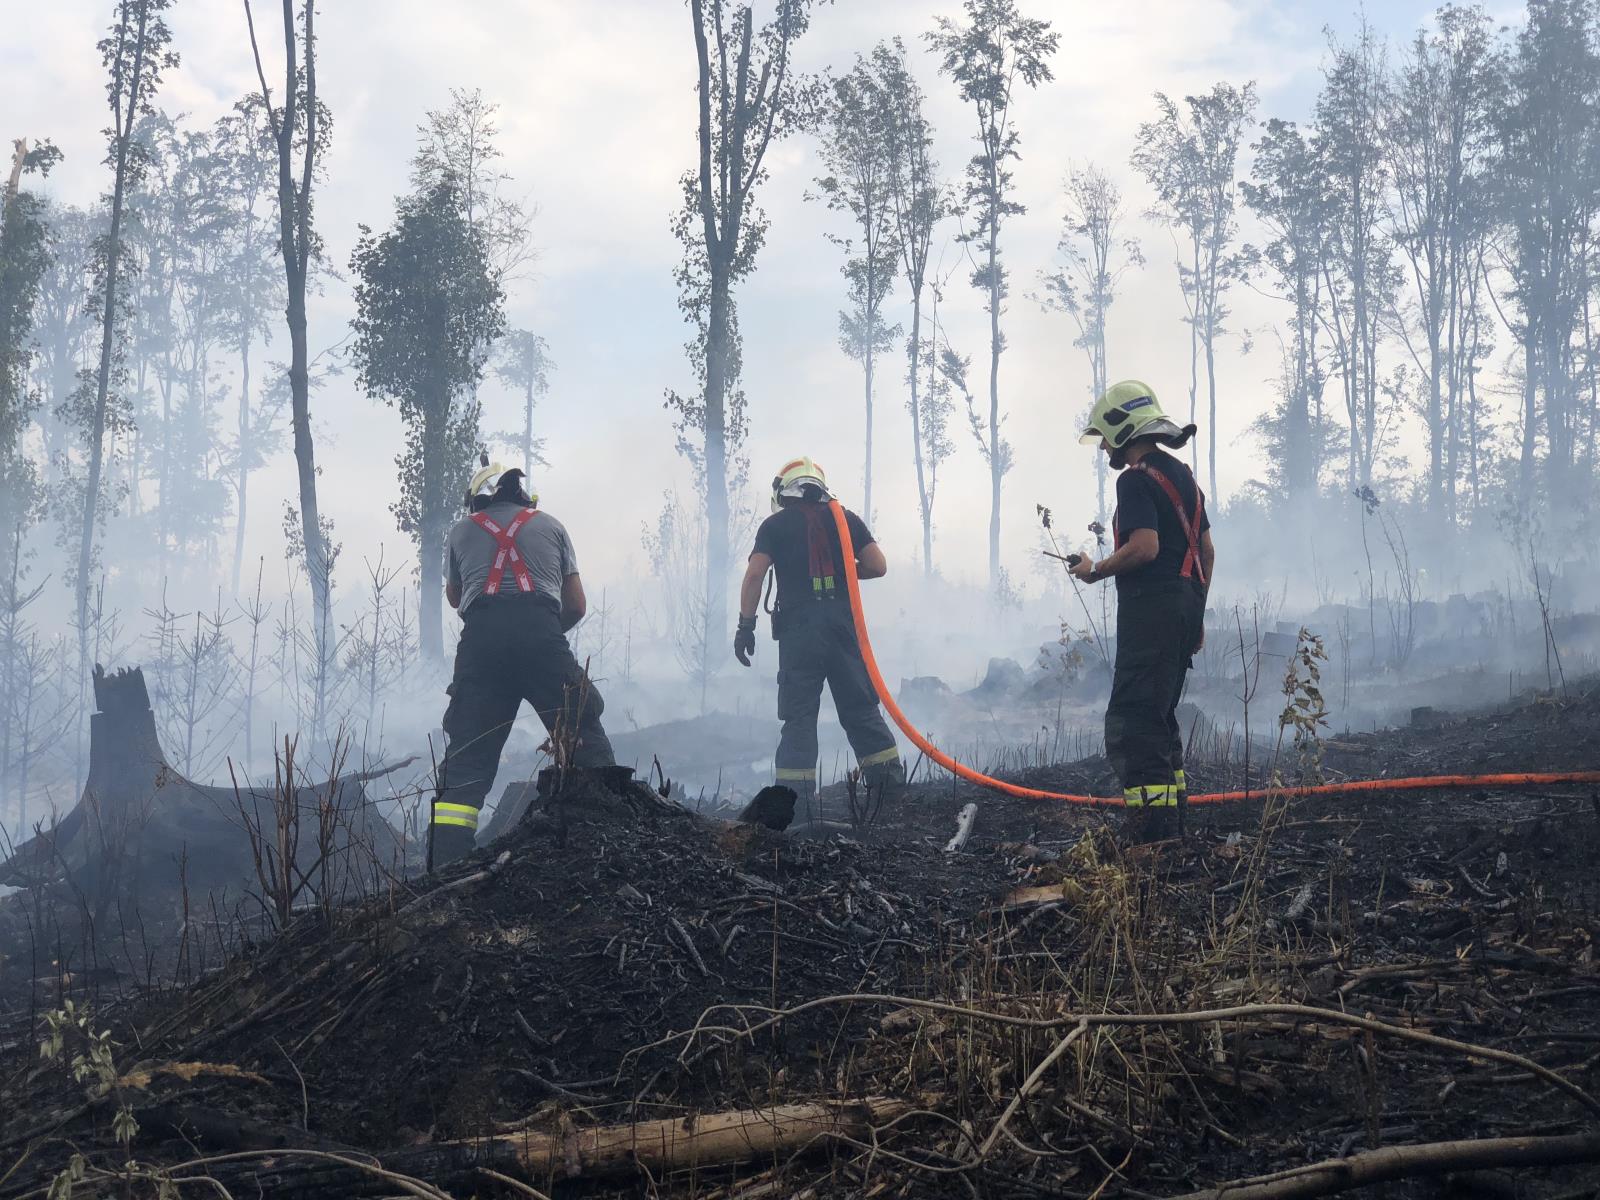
top-left (2, 683), bottom-right (1598, 1198)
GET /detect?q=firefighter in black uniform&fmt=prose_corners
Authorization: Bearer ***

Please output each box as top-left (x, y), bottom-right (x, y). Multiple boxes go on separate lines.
top-left (1069, 381), bottom-right (1215, 840)
top-left (734, 457), bottom-right (905, 807)
top-left (432, 459), bottom-right (615, 868)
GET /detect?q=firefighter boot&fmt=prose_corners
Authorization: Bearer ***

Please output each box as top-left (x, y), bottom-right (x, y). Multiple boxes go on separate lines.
top-left (861, 751), bottom-right (906, 803)
top-left (429, 821), bottom-right (477, 871)
top-left (1122, 784), bottom-right (1177, 844)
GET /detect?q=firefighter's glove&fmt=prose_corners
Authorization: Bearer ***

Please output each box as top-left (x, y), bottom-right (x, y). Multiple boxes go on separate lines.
top-left (734, 615), bottom-right (758, 667)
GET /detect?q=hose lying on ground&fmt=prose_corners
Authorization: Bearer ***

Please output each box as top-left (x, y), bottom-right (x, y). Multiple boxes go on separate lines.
top-left (827, 500), bottom-right (1600, 808)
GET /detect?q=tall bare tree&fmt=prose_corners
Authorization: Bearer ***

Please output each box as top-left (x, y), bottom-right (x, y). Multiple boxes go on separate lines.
top-left (668, 0), bottom-right (818, 679)
top-left (29, 204), bottom-right (97, 481)
top-left (927, 0), bottom-right (1058, 591)
top-left (214, 93), bottom-right (285, 593)
top-left (121, 111), bottom-right (179, 546)
top-left (0, 139), bottom-right (61, 556)
top-left (1494, 0), bottom-right (1600, 502)
top-left (75, 0), bottom-right (177, 645)
top-left (413, 88), bottom-right (535, 280)
top-left (1385, 4), bottom-right (1498, 525)
top-left (879, 40), bottom-right (949, 576)
top-left (1243, 118), bottom-right (1337, 502)
top-left (493, 328), bottom-right (551, 480)
top-left (814, 49), bottom-right (903, 521)
top-left (1315, 24), bottom-right (1393, 492)
top-left (1132, 81), bottom-right (1255, 503)
top-left (244, 0), bottom-right (334, 645)
top-left (1039, 163), bottom-right (1142, 522)
top-left (145, 120), bottom-right (239, 568)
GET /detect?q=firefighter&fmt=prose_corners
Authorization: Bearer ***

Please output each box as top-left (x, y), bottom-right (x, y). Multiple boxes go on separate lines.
top-left (1068, 381), bottom-right (1214, 841)
top-left (734, 457), bottom-right (905, 808)
top-left (432, 459), bottom-right (615, 868)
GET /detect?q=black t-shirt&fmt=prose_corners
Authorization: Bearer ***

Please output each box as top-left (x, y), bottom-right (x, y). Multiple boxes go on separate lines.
top-left (1113, 448), bottom-right (1210, 594)
top-left (751, 503), bottom-right (874, 610)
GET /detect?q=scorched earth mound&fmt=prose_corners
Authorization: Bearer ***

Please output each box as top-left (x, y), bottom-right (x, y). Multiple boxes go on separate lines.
top-left (1, 682), bottom-right (1599, 1198)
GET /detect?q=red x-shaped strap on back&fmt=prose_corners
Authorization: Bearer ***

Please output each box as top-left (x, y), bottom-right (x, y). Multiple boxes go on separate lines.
top-left (1130, 462), bottom-right (1207, 587)
top-left (470, 508), bottom-right (538, 595)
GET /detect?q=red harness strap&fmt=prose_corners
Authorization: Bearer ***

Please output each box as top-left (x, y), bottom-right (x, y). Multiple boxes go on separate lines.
top-left (1117, 462), bottom-right (1207, 586)
top-left (470, 508), bottom-right (538, 595)
top-left (801, 504), bottom-right (839, 598)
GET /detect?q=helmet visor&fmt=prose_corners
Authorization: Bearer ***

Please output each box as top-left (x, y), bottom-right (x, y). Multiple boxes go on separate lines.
top-left (777, 475), bottom-right (829, 499)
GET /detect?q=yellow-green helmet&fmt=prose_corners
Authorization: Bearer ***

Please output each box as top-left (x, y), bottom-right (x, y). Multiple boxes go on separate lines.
top-left (1079, 380), bottom-right (1195, 461)
top-left (771, 456), bottom-right (831, 511)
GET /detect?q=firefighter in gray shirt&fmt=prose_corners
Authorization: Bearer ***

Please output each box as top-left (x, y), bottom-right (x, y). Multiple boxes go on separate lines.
top-left (432, 460), bottom-right (615, 867)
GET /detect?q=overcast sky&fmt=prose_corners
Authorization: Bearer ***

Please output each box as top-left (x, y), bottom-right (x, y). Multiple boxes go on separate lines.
top-left (8, 0), bottom-right (1459, 599)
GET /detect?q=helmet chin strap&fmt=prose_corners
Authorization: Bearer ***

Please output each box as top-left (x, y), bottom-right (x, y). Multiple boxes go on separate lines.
top-left (1109, 439), bottom-right (1144, 470)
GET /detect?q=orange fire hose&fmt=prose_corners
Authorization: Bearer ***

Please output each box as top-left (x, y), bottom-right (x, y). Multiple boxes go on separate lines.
top-left (828, 501), bottom-right (1600, 807)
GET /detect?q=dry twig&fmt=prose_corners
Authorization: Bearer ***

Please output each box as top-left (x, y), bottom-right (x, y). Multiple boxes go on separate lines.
top-left (654, 994), bottom-right (1600, 1115)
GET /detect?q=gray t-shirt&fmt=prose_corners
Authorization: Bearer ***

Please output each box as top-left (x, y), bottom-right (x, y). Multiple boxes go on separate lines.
top-left (445, 502), bottom-right (579, 613)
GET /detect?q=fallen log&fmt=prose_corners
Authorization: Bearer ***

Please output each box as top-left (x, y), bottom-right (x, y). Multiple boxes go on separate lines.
top-left (140, 1097), bottom-right (908, 1198)
top-left (1170, 1131), bottom-right (1600, 1200)
top-left (458, 1095), bottom-right (908, 1180)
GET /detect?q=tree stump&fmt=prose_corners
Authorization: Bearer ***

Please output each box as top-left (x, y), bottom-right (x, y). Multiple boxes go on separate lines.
top-left (0, 666), bottom-right (407, 945)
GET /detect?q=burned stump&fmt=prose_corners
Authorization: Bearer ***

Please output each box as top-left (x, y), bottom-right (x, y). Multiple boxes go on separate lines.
top-left (0, 666), bottom-right (406, 939)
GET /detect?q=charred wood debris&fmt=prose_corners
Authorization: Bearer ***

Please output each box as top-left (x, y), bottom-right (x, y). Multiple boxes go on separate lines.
top-left (0, 679), bottom-right (1598, 1198)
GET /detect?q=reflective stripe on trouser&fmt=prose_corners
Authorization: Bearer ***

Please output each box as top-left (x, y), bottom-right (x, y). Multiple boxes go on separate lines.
top-left (1105, 583), bottom-right (1204, 804)
top-left (433, 801), bottom-right (481, 829)
top-left (438, 595), bottom-right (616, 813)
top-left (1123, 784), bottom-right (1178, 808)
top-left (428, 801), bottom-right (481, 873)
top-left (436, 594), bottom-right (616, 869)
top-left (775, 603), bottom-right (900, 795)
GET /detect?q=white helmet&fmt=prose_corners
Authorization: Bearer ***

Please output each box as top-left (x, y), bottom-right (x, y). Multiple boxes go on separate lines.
top-left (465, 453), bottom-right (536, 508)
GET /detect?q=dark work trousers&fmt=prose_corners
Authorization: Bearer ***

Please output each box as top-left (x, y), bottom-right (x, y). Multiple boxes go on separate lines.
top-left (432, 594), bottom-right (615, 867)
top-left (1104, 581), bottom-right (1205, 826)
top-left (773, 602), bottom-right (903, 800)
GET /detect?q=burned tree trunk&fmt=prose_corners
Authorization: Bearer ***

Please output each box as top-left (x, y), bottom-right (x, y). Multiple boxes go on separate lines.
top-left (1, 668), bottom-right (166, 901)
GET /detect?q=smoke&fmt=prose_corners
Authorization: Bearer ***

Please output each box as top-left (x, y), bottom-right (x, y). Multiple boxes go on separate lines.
top-left (4, 0), bottom-right (1600, 843)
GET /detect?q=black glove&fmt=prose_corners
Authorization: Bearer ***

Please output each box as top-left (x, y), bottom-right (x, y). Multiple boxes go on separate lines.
top-left (734, 614), bottom-right (757, 667)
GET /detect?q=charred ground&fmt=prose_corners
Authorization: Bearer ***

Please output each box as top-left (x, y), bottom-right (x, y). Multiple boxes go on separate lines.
top-left (1, 682), bottom-right (1598, 1198)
